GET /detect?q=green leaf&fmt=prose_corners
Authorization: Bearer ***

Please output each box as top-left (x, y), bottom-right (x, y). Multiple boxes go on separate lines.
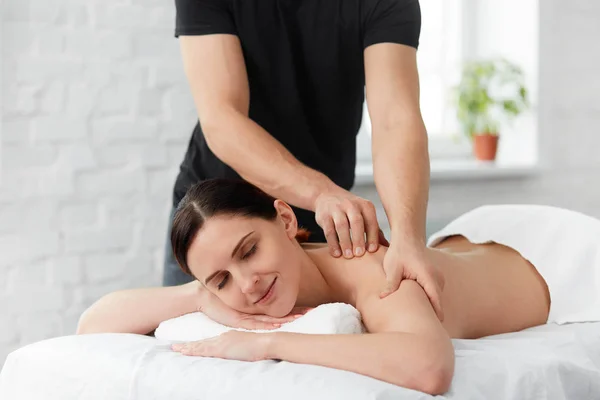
top-left (452, 58), bottom-right (529, 139)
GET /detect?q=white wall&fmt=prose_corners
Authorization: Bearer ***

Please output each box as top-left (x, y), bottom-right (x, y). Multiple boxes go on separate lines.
top-left (0, 0), bottom-right (196, 364)
top-left (357, 0), bottom-right (600, 236)
top-left (1, 0), bottom-right (600, 368)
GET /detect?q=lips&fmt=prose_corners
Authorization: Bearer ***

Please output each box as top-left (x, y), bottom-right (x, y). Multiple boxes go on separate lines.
top-left (255, 277), bottom-right (277, 304)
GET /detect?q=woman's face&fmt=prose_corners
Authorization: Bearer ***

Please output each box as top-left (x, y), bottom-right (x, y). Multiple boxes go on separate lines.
top-left (186, 202), bottom-right (301, 318)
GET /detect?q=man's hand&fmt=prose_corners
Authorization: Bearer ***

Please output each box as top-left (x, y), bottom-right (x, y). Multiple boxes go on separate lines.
top-left (314, 187), bottom-right (385, 259)
top-left (379, 240), bottom-right (445, 321)
top-left (195, 282), bottom-right (312, 330)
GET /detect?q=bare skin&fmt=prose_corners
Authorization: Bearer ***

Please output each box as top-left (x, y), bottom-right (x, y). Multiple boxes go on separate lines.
top-left (77, 201), bottom-right (552, 394)
top-left (301, 235), bottom-right (551, 340)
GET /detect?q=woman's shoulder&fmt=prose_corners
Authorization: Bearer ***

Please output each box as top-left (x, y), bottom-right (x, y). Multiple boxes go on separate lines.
top-left (300, 242), bottom-right (329, 250)
top-left (311, 245), bottom-right (389, 303)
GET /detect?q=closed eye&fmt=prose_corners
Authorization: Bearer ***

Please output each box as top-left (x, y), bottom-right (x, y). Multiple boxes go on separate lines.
top-left (216, 244), bottom-right (258, 290)
top-left (241, 244), bottom-right (258, 260)
top-left (217, 273), bottom-right (229, 290)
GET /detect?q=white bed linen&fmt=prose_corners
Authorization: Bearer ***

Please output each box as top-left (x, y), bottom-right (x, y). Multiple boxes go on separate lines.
top-left (2, 322), bottom-right (599, 400)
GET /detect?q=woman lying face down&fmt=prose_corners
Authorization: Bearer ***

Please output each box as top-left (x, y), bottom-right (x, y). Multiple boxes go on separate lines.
top-left (164, 179), bottom-right (554, 395)
top-left (79, 178), bottom-right (564, 395)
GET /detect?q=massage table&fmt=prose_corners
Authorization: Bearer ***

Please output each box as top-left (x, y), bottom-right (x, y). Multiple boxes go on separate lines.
top-left (1, 321), bottom-right (599, 399)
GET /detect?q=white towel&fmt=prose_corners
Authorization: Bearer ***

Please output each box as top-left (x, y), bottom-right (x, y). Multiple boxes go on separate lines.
top-left (154, 302), bottom-right (365, 342)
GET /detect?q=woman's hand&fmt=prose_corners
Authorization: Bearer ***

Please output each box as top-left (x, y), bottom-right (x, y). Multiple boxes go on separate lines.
top-left (314, 187), bottom-right (385, 259)
top-left (171, 331), bottom-right (272, 361)
top-left (196, 283), bottom-right (312, 329)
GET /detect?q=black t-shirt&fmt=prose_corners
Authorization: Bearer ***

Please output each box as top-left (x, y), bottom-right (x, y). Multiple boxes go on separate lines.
top-left (173, 0), bottom-right (420, 240)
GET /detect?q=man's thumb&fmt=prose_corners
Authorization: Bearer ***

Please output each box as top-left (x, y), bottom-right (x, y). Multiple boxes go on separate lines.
top-left (379, 279), bottom-right (400, 298)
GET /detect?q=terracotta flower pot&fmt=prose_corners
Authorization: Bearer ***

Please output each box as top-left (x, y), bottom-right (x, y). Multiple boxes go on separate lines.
top-left (473, 133), bottom-right (499, 161)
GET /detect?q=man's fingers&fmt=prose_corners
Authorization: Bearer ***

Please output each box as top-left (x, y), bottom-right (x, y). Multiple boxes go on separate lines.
top-left (379, 277), bottom-right (403, 298)
top-left (321, 218), bottom-right (342, 257)
top-left (378, 229), bottom-right (390, 247)
top-left (424, 282), bottom-right (444, 322)
top-left (332, 211), bottom-right (353, 258)
top-left (362, 203), bottom-right (380, 252)
top-left (379, 262), bottom-right (403, 298)
top-left (347, 208), bottom-right (366, 256)
top-left (418, 273), bottom-right (444, 321)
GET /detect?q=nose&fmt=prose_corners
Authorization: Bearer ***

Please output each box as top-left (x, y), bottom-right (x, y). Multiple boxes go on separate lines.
top-left (238, 271), bottom-right (260, 295)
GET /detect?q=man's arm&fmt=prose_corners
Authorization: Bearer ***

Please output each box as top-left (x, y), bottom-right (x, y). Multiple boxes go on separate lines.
top-left (179, 34), bottom-right (386, 258)
top-left (364, 43), bottom-right (430, 243)
top-left (179, 35), bottom-right (335, 212)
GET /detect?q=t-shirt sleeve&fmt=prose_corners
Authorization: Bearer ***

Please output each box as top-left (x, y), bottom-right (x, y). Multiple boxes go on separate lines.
top-left (174, 0), bottom-right (237, 38)
top-left (363, 0), bottom-right (421, 50)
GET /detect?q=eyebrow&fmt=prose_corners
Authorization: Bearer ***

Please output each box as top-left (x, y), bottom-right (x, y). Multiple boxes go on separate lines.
top-left (203, 231), bottom-right (255, 285)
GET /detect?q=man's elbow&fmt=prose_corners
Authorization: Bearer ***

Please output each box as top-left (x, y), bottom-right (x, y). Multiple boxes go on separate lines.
top-left (200, 106), bottom-right (243, 153)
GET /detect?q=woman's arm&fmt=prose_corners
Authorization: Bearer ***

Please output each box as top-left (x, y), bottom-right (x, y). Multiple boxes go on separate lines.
top-left (77, 281), bottom-right (305, 335)
top-left (266, 281), bottom-right (454, 395)
top-left (76, 281), bottom-right (203, 335)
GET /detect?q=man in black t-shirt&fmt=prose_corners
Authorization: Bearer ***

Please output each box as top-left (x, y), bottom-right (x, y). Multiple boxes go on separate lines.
top-left (165, 0), bottom-right (445, 322)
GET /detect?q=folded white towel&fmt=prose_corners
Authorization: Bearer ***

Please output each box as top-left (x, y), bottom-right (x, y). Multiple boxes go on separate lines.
top-left (154, 302), bottom-right (365, 342)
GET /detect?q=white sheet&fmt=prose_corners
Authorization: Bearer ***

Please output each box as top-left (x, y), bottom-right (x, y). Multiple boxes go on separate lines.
top-left (2, 322), bottom-right (600, 400)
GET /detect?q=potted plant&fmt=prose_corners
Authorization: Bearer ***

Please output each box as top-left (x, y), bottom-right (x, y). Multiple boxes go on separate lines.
top-left (453, 58), bottom-right (529, 161)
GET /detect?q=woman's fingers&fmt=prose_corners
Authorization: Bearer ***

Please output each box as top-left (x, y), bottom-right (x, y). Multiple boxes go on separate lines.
top-left (252, 314), bottom-right (301, 324)
top-left (172, 341), bottom-right (203, 356)
top-left (237, 308), bottom-right (313, 330)
top-left (238, 318), bottom-right (282, 330)
top-left (237, 314), bottom-right (304, 330)
top-left (290, 306), bottom-right (314, 315)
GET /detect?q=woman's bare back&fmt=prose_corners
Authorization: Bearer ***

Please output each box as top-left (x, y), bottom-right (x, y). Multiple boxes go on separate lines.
top-left (431, 235), bottom-right (550, 338)
top-left (304, 236), bottom-right (551, 339)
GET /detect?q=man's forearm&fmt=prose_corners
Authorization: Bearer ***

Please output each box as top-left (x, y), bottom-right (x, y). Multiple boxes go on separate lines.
top-left (373, 121), bottom-right (430, 243)
top-left (203, 109), bottom-right (336, 211)
top-left (266, 331), bottom-right (453, 395)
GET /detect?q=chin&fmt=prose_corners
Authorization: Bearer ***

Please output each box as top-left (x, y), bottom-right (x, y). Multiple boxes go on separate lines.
top-left (262, 271), bottom-right (300, 317)
top-left (268, 287), bottom-right (297, 317)
top-left (269, 298), bottom-right (295, 318)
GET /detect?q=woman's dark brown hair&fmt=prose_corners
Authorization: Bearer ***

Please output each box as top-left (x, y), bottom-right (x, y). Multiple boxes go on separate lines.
top-left (171, 178), bottom-right (311, 277)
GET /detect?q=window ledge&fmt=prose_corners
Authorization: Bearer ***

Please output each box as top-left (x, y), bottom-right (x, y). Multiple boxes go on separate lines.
top-left (354, 158), bottom-right (540, 186)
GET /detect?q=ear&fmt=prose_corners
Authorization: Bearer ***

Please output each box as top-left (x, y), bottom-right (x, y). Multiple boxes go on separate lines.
top-left (273, 199), bottom-right (298, 240)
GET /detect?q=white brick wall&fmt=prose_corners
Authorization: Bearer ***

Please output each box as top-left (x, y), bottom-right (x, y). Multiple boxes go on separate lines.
top-left (0, 0), bottom-right (195, 365)
top-left (1, 0), bottom-right (600, 370)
